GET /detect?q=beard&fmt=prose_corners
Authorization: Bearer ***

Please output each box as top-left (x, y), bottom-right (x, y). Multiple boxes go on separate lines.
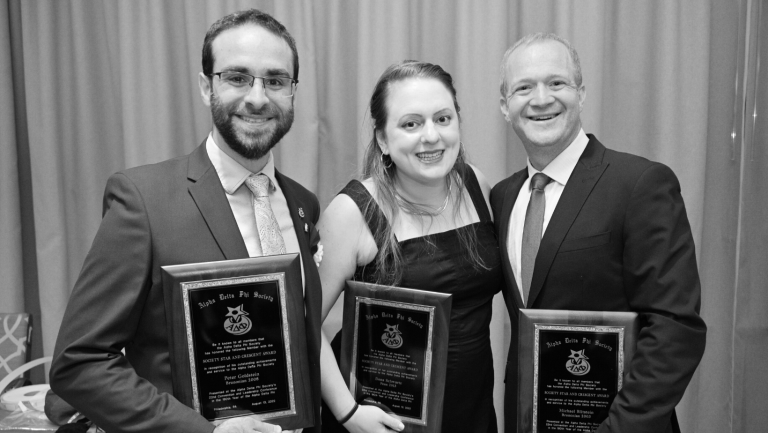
top-left (210, 91), bottom-right (294, 160)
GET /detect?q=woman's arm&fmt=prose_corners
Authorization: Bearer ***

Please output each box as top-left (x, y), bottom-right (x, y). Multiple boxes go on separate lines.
top-left (317, 193), bottom-right (404, 432)
top-left (318, 194), bottom-right (368, 321)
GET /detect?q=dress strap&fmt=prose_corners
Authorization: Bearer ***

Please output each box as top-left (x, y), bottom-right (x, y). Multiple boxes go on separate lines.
top-left (460, 165), bottom-right (492, 223)
top-left (338, 180), bottom-right (389, 250)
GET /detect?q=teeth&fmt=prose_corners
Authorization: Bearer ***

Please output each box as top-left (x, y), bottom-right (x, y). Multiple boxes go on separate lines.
top-left (417, 150), bottom-right (443, 162)
top-left (533, 115), bottom-right (555, 121)
top-left (239, 116), bottom-right (269, 124)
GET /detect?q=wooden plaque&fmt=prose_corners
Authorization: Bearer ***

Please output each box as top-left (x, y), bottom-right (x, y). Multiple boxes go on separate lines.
top-left (518, 309), bottom-right (639, 433)
top-left (340, 281), bottom-right (452, 433)
top-left (162, 254), bottom-right (312, 430)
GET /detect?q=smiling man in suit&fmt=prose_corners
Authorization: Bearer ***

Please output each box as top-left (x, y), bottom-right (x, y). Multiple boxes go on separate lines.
top-left (50, 9), bottom-right (321, 433)
top-left (491, 33), bottom-right (706, 433)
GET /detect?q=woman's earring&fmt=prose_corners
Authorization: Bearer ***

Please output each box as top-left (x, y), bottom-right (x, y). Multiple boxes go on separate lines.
top-left (380, 152), bottom-right (394, 169)
top-left (458, 141), bottom-right (466, 159)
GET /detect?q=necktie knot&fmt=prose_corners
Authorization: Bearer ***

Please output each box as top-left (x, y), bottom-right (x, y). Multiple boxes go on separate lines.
top-left (530, 173), bottom-right (552, 191)
top-left (245, 174), bottom-right (271, 197)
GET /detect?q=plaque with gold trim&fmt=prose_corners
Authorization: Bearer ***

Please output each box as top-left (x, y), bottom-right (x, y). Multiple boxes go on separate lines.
top-left (340, 281), bottom-right (452, 433)
top-left (517, 309), bottom-right (639, 433)
top-left (162, 254), bottom-right (312, 430)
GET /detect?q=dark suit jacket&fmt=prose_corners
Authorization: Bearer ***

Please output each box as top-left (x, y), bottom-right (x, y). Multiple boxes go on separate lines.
top-left (50, 143), bottom-right (322, 433)
top-left (490, 135), bottom-right (706, 433)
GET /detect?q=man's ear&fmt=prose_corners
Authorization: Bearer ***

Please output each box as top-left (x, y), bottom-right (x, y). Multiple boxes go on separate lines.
top-left (578, 85), bottom-right (587, 112)
top-left (375, 130), bottom-right (388, 154)
top-left (499, 95), bottom-right (510, 121)
top-left (199, 72), bottom-right (212, 108)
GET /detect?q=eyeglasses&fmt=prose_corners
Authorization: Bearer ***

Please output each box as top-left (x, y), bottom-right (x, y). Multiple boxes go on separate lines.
top-left (506, 80), bottom-right (580, 101)
top-left (209, 71), bottom-right (298, 97)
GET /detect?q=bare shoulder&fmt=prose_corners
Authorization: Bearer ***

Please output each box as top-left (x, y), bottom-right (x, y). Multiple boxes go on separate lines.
top-left (317, 184), bottom-right (376, 263)
top-left (318, 193), bottom-right (364, 230)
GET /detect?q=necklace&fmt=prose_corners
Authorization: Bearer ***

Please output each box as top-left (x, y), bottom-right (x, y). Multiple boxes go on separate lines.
top-left (396, 178), bottom-right (453, 216)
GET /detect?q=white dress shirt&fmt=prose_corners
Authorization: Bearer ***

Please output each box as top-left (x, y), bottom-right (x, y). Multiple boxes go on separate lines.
top-left (507, 129), bottom-right (589, 301)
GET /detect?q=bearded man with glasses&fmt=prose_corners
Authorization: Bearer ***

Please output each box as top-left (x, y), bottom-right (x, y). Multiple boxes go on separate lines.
top-left (51, 9), bottom-right (322, 433)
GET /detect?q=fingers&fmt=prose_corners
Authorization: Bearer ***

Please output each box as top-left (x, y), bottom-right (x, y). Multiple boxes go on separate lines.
top-left (251, 418), bottom-right (282, 433)
top-left (379, 412), bottom-right (405, 432)
top-left (211, 416), bottom-right (282, 433)
top-left (349, 405), bottom-right (404, 432)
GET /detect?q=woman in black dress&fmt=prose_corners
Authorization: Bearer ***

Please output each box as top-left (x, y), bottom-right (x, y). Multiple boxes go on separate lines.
top-left (318, 61), bottom-right (503, 433)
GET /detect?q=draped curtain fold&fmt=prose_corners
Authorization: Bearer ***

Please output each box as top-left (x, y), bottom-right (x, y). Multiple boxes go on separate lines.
top-left (1, 1), bottom-right (764, 431)
top-left (0, 0), bottom-right (23, 314)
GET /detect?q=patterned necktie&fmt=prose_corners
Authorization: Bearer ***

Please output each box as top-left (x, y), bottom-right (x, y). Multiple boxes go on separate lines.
top-left (244, 174), bottom-right (286, 256)
top-left (521, 173), bottom-right (552, 306)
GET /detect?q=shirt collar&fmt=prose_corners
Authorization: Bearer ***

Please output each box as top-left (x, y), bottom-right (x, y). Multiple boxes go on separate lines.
top-left (526, 128), bottom-right (589, 187)
top-left (205, 133), bottom-right (277, 195)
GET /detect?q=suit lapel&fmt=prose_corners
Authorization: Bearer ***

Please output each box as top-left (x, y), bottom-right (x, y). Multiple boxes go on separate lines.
top-left (500, 169), bottom-right (528, 311)
top-left (527, 136), bottom-right (608, 306)
top-left (275, 170), bottom-right (313, 267)
top-left (186, 143), bottom-right (249, 260)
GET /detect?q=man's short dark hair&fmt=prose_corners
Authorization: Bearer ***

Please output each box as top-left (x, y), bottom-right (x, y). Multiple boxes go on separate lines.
top-left (202, 9), bottom-right (299, 81)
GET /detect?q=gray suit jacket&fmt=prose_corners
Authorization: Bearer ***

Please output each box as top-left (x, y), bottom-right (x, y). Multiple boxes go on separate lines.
top-left (50, 143), bottom-right (322, 433)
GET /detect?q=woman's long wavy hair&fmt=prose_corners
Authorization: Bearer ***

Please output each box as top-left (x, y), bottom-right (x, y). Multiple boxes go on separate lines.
top-left (361, 60), bottom-right (486, 285)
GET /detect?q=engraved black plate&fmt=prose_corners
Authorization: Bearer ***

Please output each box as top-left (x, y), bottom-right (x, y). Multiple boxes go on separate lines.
top-left (351, 300), bottom-right (431, 421)
top-left (535, 327), bottom-right (620, 432)
top-left (185, 278), bottom-right (291, 419)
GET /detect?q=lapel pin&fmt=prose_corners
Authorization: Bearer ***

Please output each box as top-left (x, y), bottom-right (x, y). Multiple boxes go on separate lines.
top-left (298, 207), bottom-right (305, 218)
top-left (304, 223), bottom-right (309, 233)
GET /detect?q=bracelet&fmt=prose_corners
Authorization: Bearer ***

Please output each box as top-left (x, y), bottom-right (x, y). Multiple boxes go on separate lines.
top-left (337, 402), bottom-right (359, 425)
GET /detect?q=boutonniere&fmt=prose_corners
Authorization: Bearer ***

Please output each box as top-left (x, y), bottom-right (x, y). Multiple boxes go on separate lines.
top-left (313, 242), bottom-right (324, 268)
top-left (307, 222), bottom-right (323, 267)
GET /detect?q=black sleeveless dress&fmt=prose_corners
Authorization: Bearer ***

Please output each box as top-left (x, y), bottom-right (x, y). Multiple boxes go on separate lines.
top-left (322, 169), bottom-right (503, 433)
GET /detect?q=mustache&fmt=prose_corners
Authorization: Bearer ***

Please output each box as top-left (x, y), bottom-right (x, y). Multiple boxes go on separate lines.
top-left (233, 104), bottom-right (280, 118)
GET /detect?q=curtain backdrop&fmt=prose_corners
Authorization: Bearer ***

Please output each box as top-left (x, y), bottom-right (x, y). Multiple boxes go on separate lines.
top-left (1, 0), bottom-right (765, 431)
